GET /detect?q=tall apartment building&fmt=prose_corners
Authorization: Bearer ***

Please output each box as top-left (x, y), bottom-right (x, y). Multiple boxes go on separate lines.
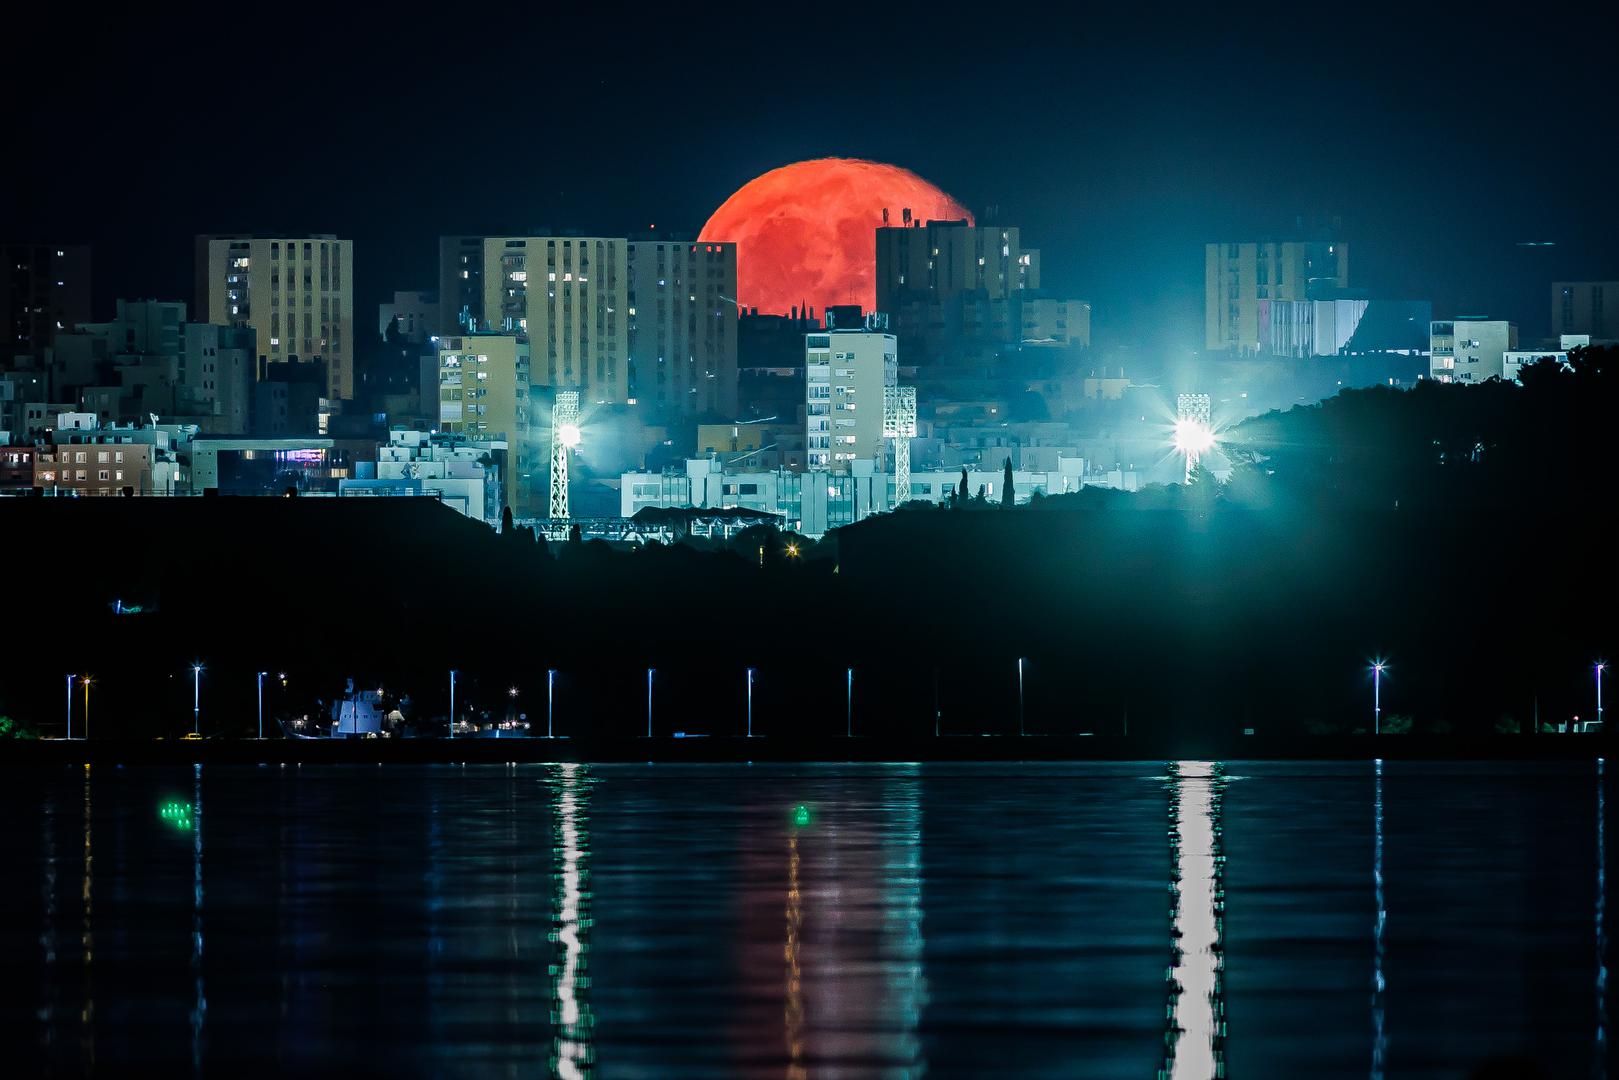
top-left (805, 320), bottom-right (896, 471)
top-left (1205, 239), bottom-right (1349, 352)
top-left (435, 332), bottom-right (532, 514)
top-left (1, 243), bottom-right (91, 360)
top-left (1551, 282), bottom-right (1618, 341)
top-left (195, 234), bottom-right (355, 400)
top-left (626, 240), bottom-right (738, 419)
top-left (478, 236), bottom-right (629, 404)
top-left (875, 220), bottom-right (1049, 361)
top-left (438, 236), bottom-right (487, 333)
top-left (1429, 318), bottom-right (1517, 383)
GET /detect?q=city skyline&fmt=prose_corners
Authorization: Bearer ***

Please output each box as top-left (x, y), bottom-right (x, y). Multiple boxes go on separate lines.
top-left (9, 10), bottom-right (1615, 350)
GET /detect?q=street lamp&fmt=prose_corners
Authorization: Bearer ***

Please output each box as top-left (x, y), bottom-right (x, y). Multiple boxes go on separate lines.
top-left (846, 667), bottom-right (854, 738)
top-left (80, 675), bottom-right (93, 740)
top-left (1017, 657), bottom-right (1026, 737)
top-left (66, 673), bottom-right (76, 740)
top-left (746, 667), bottom-right (756, 738)
top-left (1371, 660), bottom-right (1388, 735)
top-left (547, 669), bottom-right (556, 738)
top-left (646, 668), bottom-right (655, 738)
top-left (191, 663), bottom-right (204, 735)
top-left (257, 672), bottom-right (268, 740)
top-left (449, 669), bottom-right (457, 738)
top-left (1598, 661), bottom-right (1607, 732)
top-left (1173, 393), bottom-right (1215, 484)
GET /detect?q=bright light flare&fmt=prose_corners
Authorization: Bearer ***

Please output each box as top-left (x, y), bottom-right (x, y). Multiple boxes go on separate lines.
top-left (559, 422), bottom-right (582, 448)
top-left (1172, 419), bottom-right (1216, 456)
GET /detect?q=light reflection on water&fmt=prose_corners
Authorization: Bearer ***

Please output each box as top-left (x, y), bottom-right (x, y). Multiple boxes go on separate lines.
top-left (0, 761), bottom-right (1610, 1078)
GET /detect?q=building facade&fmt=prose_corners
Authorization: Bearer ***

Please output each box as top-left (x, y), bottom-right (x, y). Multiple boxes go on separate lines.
top-left (195, 234), bottom-right (355, 400)
top-left (805, 323), bottom-right (896, 471)
top-left (1205, 239), bottom-right (1349, 352)
top-left (626, 240), bottom-right (738, 419)
top-left (435, 332), bottom-right (531, 514)
top-left (1, 243), bottom-right (91, 361)
top-left (378, 290), bottom-right (439, 343)
top-left (1551, 282), bottom-right (1617, 341)
top-left (1429, 318), bottom-right (1518, 383)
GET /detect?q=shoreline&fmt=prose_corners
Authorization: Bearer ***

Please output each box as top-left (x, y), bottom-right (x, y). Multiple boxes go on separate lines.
top-left (2, 733), bottom-right (1610, 765)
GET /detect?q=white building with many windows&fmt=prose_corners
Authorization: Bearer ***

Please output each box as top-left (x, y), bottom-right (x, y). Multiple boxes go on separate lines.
top-left (1429, 317), bottom-right (1517, 383)
top-left (806, 321), bottom-right (896, 471)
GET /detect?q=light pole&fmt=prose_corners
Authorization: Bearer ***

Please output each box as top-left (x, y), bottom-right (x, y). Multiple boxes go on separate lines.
top-left (1371, 660), bottom-right (1387, 735)
top-left (1598, 662), bottom-right (1606, 732)
top-left (66, 673), bottom-right (75, 740)
top-left (81, 676), bottom-right (92, 740)
top-left (257, 672), bottom-right (267, 739)
top-left (1017, 657), bottom-right (1026, 737)
top-left (449, 669), bottom-right (457, 738)
top-left (746, 667), bottom-right (755, 738)
top-left (646, 668), bottom-right (655, 738)
top-left (846, 667), bottom-right (853, 738)
top-left (191, 663), bottom-right (203, 735)
top-left (547, 669), bottom-right (556, 738)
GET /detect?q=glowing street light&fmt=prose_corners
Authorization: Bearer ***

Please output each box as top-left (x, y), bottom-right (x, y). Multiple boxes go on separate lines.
top-left (66, 673), bottom-right (76, 740)
top-left (646, 668), bottom-right (655, 738)
top-left (81, 675), bottom-right (93, 740)
top-left (1598, 661), bottom-right (1607, 731)
top-left (449, 669), bottom-right (458, 738)
top-left (746, 667), bottom-right (756, 738)
top-left (547, 669), bottom-right (556, 739)
top-left (191, 663), bottom-right (203, 736)
top-left (550, 390), bottom-right (582, 526)
top-left (1017, 657), bottom-right (1026, 737)
top-left (846, 667), bottom-right (854, 738)
top-left (257, 672), bottom-right (268, 740)
top-left (1371, 659), bottom-right (1388, 735)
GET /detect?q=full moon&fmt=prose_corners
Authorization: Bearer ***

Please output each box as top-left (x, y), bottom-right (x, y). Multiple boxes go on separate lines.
top-left (699, 157), bottom-right (972, 317)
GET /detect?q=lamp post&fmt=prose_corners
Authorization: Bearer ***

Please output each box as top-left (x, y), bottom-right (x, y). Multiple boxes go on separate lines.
top-left (81, 676), bottom-right (92, 740)
top-left (191, 663), bottom-right (203, 736)
top-left (846, 667), bottom-right (853, 738)
top-left (746, 667), bottom-right (755, 738)
top-left (1017, 657), bottom-right (1026, 737)
top-left (646, 668), bottom-right (655, 738)
top-left (66, 673), bottom-right (75, 740)
top-left (1598, 662), bottom-right (1606, 732)
top-left (1371, 660), bottom-right (1387, 735)
top-left (449, 669), bottom-right (457, 738)
top-left (547, 669), bottom-right (556, 738)
top-left (257, 672), bottom-right (267, 739)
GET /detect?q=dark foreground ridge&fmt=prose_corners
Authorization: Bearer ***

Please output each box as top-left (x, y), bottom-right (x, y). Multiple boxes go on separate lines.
top-left (5, 732), bottom-right (1611, 767)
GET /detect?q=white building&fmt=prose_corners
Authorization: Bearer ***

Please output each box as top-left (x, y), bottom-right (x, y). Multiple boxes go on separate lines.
top-left (621, 456), bottom-right (1138, 538)
top-left (1430, 317), bottom-right (1517, 383)
top-left (1503, 334), bottom-right (1587, 384)
top-left (806, 320), bottom-right (896, 471)
top-left (339, 429), bottom-right (502, 523)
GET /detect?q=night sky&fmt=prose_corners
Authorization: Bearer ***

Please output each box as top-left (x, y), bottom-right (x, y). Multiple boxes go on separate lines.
top-left (11, 8), bottom-right (1615, 347)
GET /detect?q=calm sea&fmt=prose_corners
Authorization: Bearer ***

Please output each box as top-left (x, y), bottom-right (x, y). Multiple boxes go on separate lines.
top-left (0, 761), bottom-right (1607, 1078)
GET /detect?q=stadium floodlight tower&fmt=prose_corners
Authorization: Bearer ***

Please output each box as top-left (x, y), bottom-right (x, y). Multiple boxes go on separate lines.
top-left (883, 386), bottom-right (917, 506)
top-left (1173, 392), bottom-right (1214, 484)
top-left (549, 390), bottom-right (582, 528)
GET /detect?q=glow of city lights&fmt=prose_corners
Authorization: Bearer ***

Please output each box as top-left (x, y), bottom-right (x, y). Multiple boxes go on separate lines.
top-left (559, 422), bottom-right (582, 448)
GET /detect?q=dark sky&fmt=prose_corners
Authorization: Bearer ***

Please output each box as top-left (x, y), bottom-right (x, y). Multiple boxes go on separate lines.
top-left (11, 6), bottom-right (1615, 348)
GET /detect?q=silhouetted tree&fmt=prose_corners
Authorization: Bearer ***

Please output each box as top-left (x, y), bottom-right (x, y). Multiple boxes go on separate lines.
top-left (1001, 458), bottom-right (1014, 508)
top-left (957, 468), bottom-right (969, 507)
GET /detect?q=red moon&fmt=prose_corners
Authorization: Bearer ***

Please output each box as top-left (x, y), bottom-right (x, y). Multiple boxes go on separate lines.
top-left (699, 157), bottom-right (972, 317)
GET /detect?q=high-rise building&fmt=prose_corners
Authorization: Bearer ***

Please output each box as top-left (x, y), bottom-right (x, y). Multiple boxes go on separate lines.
top-left (875, 220), bottom-right (1045, 361)
top-left (437, 236), bottom-right (487, 333)
top-left (435, 332), bottom-right (532, 514)
top-left (627, 240), bottom-right (738, 419)
top-left (1, 243), bottom-right (91, 360)
top-left (478, 236), bottom-right (629, 404)
top-left (805, 318), bottom-right (896, 472)
top-left (1429, 318), bottom-right (1517, 383)
top-left (195, 234), bottom-right (355, 400)
top-left (1205, 239), bottom-right (1349, 353)
top-left (378, 290), bottom-right (439, 343)
top-left (1551, 282), bottom-right (1617, 341)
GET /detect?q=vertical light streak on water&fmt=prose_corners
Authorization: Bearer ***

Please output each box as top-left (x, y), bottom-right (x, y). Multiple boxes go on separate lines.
top-left (885, 766), bottom-right (928, 1075)
top-left (785, 823), bottom-right (805, 1080)
top-left (191, 763), bottom-right (206, 1074)
top-left (1596, 757), bottom-right (1608, 1080)
top-left (80, 766), bottom-right (94, 1070)
top-left (1372, 758), bottom-right (1386, 1080)
top-left (550, 763), bottom-right (592, 1079)
top-left (1166, 761), bottom-right (1224, 1080)
top-left (40, 794), bottom-right (58, 1051)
